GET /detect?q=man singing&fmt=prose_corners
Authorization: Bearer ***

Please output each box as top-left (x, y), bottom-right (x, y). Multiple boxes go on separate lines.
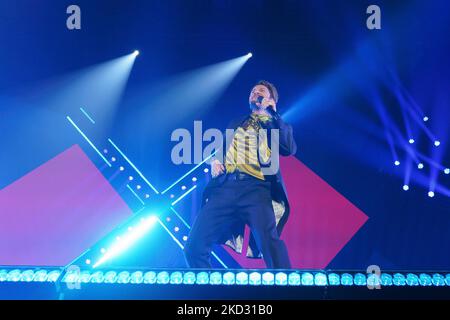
top-left (184, 80), bottom-right (297, 269)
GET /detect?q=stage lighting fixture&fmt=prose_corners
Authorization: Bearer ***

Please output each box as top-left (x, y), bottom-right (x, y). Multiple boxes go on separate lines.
top-left (428, 191), bottom-right (435, 198)
top-left (408, 139), bottom-right (415, 144)
top-left (170, 272), bottom-right (183, 284)
top-left (182, 236), bottom-right (188, 241)
top-left (170, 194), bottom-right (175, 198)
top-left (434, 140), bottom-right (441, 147)
top-left (288, 273), bottom-right (300, 286)
top-left (418, 163), bottom-right (424, 169)
top-left (204, 168), bottom-right (209, 173)
top-left (403, 185), bottom-right (409, 191)
top-left (423, 116), bottom-right (429, 122)
top-left (197, 272), bottom-right (209, 285)
top-left (111, 157), bottom-right (116, 162)
top-left (192, 177), bottom-right (197, 182)
top-left (136, 185), bottom-right (141, 190)
top-left (157, 271), bottom-right (170, 284)
top-left (340, 273), bottom-right (353, 286)
top-left (247, 52), bottom-right (253, 58)
top-left (133, 50), bottom-right (140, 56)
top-left (394, 160), bottom-right (400, 166)
top-left (210, 272), bottom-right (222, 285)
top-left (119, 166), bottom-right (125, 171)
top-left (181, 185), bottom-right (187, 190)
top-left (301, 272), bottom-right (314, 286)
top-left (249, 272), bottom-right (262, 285)
top-left (275, 272), bottom-right (288, 286)
top-left (183, 272), bottom-right (196, 285)
top-left (85, 259), bottom-right (91, 265)
top-left (145, 194), bottom-right (150, 198)
top-left (128, 176), bottom-right (134, 181)
top-left (174, 226), bottom-right (179, 232)
top-left (444, 168), bottom-right (450, 174)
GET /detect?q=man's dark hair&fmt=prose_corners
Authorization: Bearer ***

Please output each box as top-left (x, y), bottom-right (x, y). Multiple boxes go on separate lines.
top-left (256, 80), bottom-right (279, 103)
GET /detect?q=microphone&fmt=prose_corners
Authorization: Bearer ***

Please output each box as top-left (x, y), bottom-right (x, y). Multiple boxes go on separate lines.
top-left (255, 96), bottom-right (280, 120)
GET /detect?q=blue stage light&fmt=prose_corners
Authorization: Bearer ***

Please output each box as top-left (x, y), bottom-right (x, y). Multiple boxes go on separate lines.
top-left (236, 272), bottom-right (249, 285)
top-left (143, 271), bottom-right (156, 284)
top-left (223, 272), bottom-right (236, 285)
top-left (275, 272), bottom-right (287, 286)
top-left (367, 273), bottom-right (381, 288)
top-left (119, 166), bottom-right (125, 171)
top-left (434, 140), bottom-right (441, 147)
top-left (170, 271), bottom-right (183, 284)
top-left (181, 185), bottom-right (186, 190)
top-left (403, 185), bottom-right (409, 191)
top-left (406, 273), bottom-right (419, 286)
top-left (111, 157), bottom-right (116, 162)
top-left (431, 274), bottom-right (445, 286)
top-left (394, 160), bottom-right (400, 166)
top-left (130, 271), bottom-right (144, 284)
top-left (34, 270), bottom-right (49, 282)
top-left (301, 272), bottom-right (314, 286)
top-left (393, 273), bottom-right (406, 286)
top-left (47, 270), bottom-right (61, 282)
top-left (204, 168), bottom-right (209, 173)
top-left (380, 273), bottom-right (393, 286)
top-left (340, 273), bottom-right (354, 286)
top-left (444, 168), bottom-right (449, 175)
top-left (182, 236), bottom-right (188, 241)
top-left (418, 163), bottom-right (424, 169)
top-left (80, 271), bottom-right (91, 283)
top-left (408, 139), bottom-right (415, 144)
top-left (129, 176), bottom-right (134, 181)
top-left (133, 50), bottom-right (140, 57)
top-left (91, 271), bottom-right (105, 283)
top-left (354, 273), bottom-right (367, 286)
top-left (423, 116), bottom-right (429, 122)
top-left (445, 274), bottom-right (450, 286)
top-left (85, 259), bottom-right (91, 265)
top-left (288, 272), bottom-right (301, 286)
top-left (183, 272), bottom-right (196, 285)
top-left (21, 270), bottom-right (35, 282)
top-left (247, 52), bottom-right (253, 58)
top-left (196, 272), bottom-right (209, 285)
top-left (419, 273), bottom-right (432, 286)
top-left (0, 270), bottom-right (8, 282)
top-left (328, 273), bottom-right (340, 286)
top-left (249, 272), bottom-right (262, 286)
top-left (104, 271), bottom-right (118, 284)
top-left (157, 271), bottom-right (170, 284)
top-left (7, 269), bottom-right (21, 282)
top-left (209, 272), bottom-right (222, 285)
top-left (262, 272), bottom-right (275, 285)
top-left (428, 191), bottom-right (435, 198)
top-left (192, 177), bottom-right (197, 182)
top-left (117, 271), bottom-right (130, 284)
top-left (314, 272), bottom-right (328, 286)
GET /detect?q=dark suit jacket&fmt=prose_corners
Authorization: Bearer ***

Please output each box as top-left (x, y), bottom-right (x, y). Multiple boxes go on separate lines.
top-left (201, 111), bottom-right (297, 258)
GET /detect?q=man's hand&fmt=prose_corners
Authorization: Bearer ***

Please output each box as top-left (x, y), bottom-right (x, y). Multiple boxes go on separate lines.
top-left (261, 97), bottom-right (277, 112)
top-left (211, 159), bottom-right (225, 178)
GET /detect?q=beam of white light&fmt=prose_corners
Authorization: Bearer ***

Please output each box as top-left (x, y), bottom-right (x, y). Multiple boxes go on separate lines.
top-left (132, 53), bottom-right (251, 131)
top-left (93, 215), bottom-right (158, 268)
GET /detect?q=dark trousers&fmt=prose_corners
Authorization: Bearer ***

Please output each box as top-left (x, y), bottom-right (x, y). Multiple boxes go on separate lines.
top-left (184, 174), bottom-right (291, 269)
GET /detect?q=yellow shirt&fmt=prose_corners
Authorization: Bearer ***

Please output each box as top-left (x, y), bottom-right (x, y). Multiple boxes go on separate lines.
top-left (225, 113), bottom-right (272, 180)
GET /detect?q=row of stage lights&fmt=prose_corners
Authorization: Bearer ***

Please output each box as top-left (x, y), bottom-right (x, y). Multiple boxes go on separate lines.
top-left (1, 268), bottom-right (450, 287)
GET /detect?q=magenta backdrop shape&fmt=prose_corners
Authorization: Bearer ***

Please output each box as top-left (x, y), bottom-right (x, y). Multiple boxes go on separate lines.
top-left (224, 156), bottom-right (369, 269)
top-left (0, 144), bottom-right (132, 266)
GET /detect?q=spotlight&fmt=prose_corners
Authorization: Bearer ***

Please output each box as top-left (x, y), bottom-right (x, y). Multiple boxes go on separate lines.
top-left (133, 50), bottom-right (140, 56)
top-left (119, 166), bottom-right (125, 171)
top-left (434, 140), bottom-right (441, 147)
top-left (418, 163), bottom-right (424, 169)
top-left (145, 194), bottom-right (150, 199)
top-left (128, 176), bottom-right (134, 181)
top-left (428, 191), bottom-right (435, 198)
top-left (111, 157), bottom-right (116, 162)
top-left (444, 168), bottom-right (450, 175)
top-left (408, 139), bottom-right (415, 144)
top-left (166, 217), bottom-right (171, 222)
top-left (85, 259), bottom-right (91, 265)
top-left (423, 116), bottom-right (429, 122)
top-left (403, 185), bottom-right (409, 191)
top-left (181, 185), bottom-right (187, 190)
top-left (174, 227), bottom-right (179, 232)
top-left (192, 177), bottom-right (197, 182)
top-left (170, 194), bottom-right (175, 198)
top-left (394, 160), bottom-right (400, 166)
top-left (204, 168), bottom-right (209, 173)
top-left (136, 185), bottom-right (141, 190)
top-left (247, 52), bottom-right (253, 58)
top-left (182, 236), bottom-right (188, 241)
top-left (103, 149), bottom-right (108, 154)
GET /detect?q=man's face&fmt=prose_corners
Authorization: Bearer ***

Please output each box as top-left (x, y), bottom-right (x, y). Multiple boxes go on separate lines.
top-left (249, 85), bottom-right (271, 106)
